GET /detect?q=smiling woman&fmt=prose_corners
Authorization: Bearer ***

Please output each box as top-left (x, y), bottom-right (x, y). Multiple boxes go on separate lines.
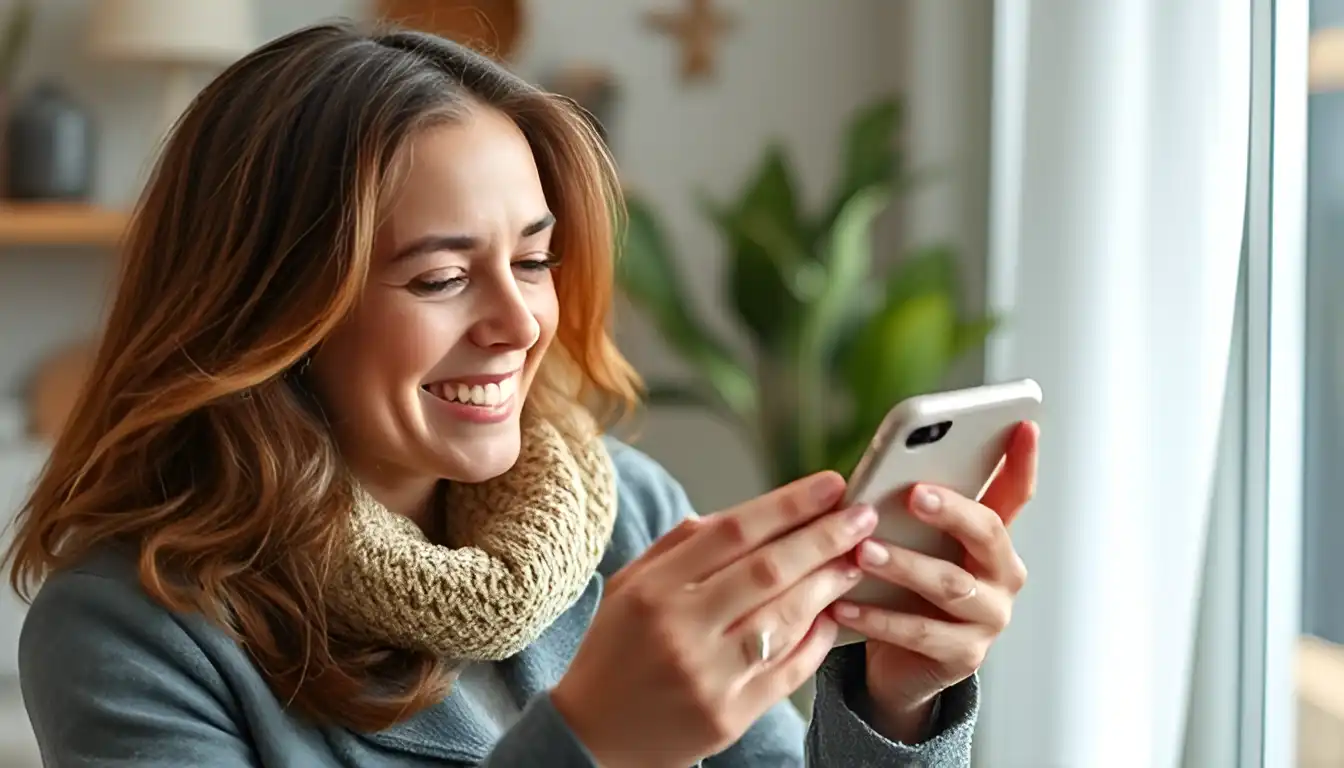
top-left (306, 112), bottom-right (574, 508)
top-left (7, 19), bottom-right (635, 727)
top-left (1, 19), bottom-right (1025, 768)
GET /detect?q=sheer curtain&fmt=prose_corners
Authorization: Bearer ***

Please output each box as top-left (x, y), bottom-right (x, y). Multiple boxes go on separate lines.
top-left (976, 1), bottom-right (1252, 765)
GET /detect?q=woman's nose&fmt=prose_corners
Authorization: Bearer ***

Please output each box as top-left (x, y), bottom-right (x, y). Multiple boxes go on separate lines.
top-left (469, 278), bottom-right (541, 351)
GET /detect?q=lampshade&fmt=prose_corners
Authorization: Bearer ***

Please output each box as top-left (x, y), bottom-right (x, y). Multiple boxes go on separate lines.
top-left (1310, 28), bottom-right (1344, 93)
top-left (87, 0), bottom-right (257, 66)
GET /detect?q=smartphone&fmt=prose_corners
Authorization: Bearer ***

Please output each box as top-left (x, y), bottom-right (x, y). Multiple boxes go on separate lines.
top-left (832, 378), bottom-right (1043, 647)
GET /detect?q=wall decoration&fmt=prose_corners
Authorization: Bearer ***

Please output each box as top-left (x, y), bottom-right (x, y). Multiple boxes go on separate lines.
top-left (542, 65), bottom-right (618, 146)
top-left (378, 0), bottom-right (525, 62)
top-left (644, 0), bottom-right (736, 84)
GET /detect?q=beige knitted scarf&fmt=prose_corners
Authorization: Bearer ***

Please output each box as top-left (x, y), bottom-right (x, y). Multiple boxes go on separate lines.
top-left (326, 408), bottom-right (617, 661)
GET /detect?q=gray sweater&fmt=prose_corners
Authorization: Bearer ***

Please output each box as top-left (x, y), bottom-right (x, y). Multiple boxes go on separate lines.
top-left (18, 440), bottom-right (977, 767)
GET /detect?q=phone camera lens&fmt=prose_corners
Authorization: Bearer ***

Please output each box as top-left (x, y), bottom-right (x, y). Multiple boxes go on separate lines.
top-left (905, 420), bottom-right (953, 448)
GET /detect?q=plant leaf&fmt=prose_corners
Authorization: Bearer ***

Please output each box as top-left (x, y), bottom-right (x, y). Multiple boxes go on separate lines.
top-left (952, 315), bottom-right (999, 359)
top-left (801, 187), bottom-right (890, 365)
top-left (828, 244), bottom-right (980, 379)
top-left (737, 145), bottom-right (807, 232)
top-left (700, 191), bottom-right (819, 304)
top-left (841, 291), bottom-right (958, 430)
top-left (884, 244), bottom-right (961, 308)
top-left (840, 98), bottom-right (903, 196)
top-left (617, 197), bottom-right (758, 421)
top-left (717, 146), bottom-right (811, 353)
top-left (794, 186), bottom-right (889, 475)
top-left (813, 97), bottom-right (904, 244)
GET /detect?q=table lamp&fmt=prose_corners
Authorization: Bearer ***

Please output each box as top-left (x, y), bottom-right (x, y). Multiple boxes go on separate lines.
top-left (87, 0), bottom-right (257, 132)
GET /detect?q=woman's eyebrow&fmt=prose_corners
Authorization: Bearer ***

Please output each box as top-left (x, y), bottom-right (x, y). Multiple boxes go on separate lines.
top-left (391, 212), bottom-right (556, 263)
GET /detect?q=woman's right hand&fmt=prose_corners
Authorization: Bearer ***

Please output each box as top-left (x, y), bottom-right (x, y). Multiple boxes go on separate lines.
top-left (549, 472), bottom-right (877, 768)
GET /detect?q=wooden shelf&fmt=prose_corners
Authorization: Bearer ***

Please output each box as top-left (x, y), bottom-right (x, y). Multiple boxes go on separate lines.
top-left (0, 203), bottom-right (129, 247)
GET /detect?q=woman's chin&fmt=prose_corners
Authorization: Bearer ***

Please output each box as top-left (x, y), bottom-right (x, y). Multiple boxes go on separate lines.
top-left (432, 434), bottom-right (521, 484)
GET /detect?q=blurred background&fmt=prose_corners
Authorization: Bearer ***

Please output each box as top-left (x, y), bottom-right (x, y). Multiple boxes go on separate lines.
top-left (0, 0), bottom-right (1330, 766)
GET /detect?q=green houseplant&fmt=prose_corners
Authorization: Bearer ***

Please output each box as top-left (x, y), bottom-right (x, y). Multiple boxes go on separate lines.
top-left (616, 98), bottom-right (996, 487)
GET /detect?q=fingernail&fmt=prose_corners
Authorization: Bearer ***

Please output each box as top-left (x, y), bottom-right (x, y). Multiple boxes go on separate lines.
top-left (913, 487), bottom-right (942, 515)
top-left (846, 504), bottom-right (876, 533)
top-left (859, 540), bottom-right (890, 566)
top-left (835, 603), bottom-right (861, 620)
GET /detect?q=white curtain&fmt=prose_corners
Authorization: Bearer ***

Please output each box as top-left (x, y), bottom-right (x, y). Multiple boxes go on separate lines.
top-left (977, 1), bottom-right (1250, 766)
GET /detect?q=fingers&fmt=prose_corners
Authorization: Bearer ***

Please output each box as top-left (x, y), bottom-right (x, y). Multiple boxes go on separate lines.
top-left (979, 421), bottom-right (1039, 525)
top-left (723, 559), bottom-right (863, 672)
top-left (697, 504), bottom-right (877, 622)
top-left (607, 515), bottom-right (707, 592)
top-left (856, 540), bottom-right (1012, 629)
top-left (907, 485), bottom-right (1025, 590)
top-left (832, 603), bottom-right (989, 683)
top-left (655, 471), bottom-right (848, 583)
top-left (740, 612), bottom-right (840, 710)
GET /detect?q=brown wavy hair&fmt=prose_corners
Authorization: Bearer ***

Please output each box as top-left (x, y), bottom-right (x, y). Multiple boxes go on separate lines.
top-left (4, 21), bottom-right (639, 730)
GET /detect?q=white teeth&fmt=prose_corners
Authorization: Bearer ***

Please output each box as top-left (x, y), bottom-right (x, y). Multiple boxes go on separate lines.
top-left (427, 376), bottom-right (517, 407)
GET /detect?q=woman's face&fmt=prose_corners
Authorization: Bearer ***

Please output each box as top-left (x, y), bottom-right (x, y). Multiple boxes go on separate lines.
top-left (308, 105), bottom-right (559, 514)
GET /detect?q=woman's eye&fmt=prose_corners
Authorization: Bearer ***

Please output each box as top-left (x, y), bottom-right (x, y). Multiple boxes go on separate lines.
top-left (514, 252), bottom-right (561, 277)
top-left (408, 255), bottom-right (558, 296)
top-left (409, 274), bottom-right (466, 296)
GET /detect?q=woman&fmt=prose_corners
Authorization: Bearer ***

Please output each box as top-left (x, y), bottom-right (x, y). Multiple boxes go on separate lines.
top-left (5, 22), bottom-right (1036, 767)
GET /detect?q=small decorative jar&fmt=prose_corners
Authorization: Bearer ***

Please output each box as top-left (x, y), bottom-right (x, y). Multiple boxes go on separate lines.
top-left (6, 80), bottom-right (94, 201)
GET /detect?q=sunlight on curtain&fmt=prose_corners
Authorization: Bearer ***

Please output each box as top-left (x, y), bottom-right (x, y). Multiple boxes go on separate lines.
top-left (978, 1), bottom-right (1250, 765)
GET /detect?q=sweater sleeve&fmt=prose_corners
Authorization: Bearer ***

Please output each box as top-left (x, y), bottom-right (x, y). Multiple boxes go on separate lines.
top-left (19, 569), bottom-right (257, 767)
top-left (806, 644), bottom-right (978, 767)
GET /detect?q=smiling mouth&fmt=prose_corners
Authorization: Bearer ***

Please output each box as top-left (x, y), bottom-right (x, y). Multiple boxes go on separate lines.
top-left (421, 375), bottom-right (518, 408)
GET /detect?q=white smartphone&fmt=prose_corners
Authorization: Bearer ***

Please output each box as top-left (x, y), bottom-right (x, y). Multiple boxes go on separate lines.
top-left (832, 378), bottom-right (1043, 647)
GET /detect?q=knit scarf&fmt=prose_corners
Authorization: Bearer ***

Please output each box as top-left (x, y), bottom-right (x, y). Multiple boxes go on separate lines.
top-left (326, 408), bottom-right (617, 661)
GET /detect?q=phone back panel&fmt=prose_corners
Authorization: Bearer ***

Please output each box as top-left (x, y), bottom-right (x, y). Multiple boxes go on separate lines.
top-left (834, 378), bottom-right (1042, 646)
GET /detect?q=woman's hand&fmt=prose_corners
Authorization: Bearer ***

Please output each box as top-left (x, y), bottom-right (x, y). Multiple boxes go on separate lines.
top-left (550, 471), bottom-right (877, 768)
top-left (834, 421), bottom-right (1039, 743)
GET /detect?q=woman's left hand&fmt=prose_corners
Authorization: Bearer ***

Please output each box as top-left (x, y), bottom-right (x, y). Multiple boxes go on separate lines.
top-left (832, 420), bottom-right (1039, 743)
